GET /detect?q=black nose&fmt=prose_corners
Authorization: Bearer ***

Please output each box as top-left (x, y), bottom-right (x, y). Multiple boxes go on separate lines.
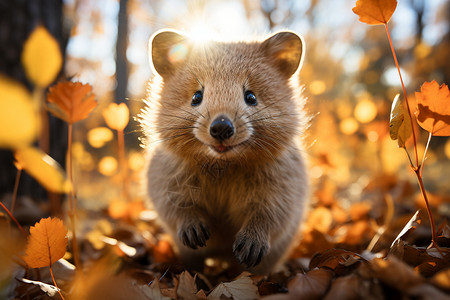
top-left (210, 116), bottom-right (234, 140)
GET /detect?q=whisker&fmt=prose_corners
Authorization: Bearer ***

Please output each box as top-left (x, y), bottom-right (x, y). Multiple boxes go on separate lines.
top-left (245, 113), bottom-right (299, 125)
top-left (163, 102), bottom-right (206, 119)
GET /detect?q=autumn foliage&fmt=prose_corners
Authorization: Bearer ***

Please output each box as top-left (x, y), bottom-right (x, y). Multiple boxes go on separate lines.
top-left (0, 1), bottom-right (449, 299)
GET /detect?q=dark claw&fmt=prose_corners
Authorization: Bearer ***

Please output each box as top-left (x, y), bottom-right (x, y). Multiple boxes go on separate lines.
top-left (233, 233), bottom-right (269, 268)
top-left (178, 222), bottom-right (210, 249)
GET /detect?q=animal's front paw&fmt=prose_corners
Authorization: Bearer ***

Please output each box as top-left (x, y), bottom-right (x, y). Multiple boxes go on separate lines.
top-left (233, 232), bottom-right (269, 268)
top-left (178, 222), bottom-right (210, 249)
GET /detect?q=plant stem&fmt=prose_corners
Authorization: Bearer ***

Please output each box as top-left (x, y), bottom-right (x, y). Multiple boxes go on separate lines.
top-left (67, 124), bottom-right (80, 268)
top-left (0, 201), bottom-right (27, 237)
top-left (384, 23), bottom-right (419, 167)
top-left (421, 132), bottom-right (432, 177)
top-left (49, 266), bottom-right (66, 300)
top-left (117, 129), bottom-right (129, 201)
top-left (414, 167), bottom-right (437, 245)
top-left (11, 168), bottom-right (22, 215)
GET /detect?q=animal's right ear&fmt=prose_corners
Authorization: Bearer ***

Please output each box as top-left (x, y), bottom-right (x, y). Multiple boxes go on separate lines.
top-left (150, 29), bottom-right (189, 78)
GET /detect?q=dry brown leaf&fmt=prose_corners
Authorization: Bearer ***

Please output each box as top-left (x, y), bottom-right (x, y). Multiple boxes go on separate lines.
top-left (47, 81), bottom-right (97, 124)
top-left (415, 80), bottom-right (450, 136)
top-left (23, 217), bottom-right (68, 268)
top-left (323, 274), bottom-right (360, 300)
top-left (176, 271), bottom-right (198, 300)
top-left (208, 276), bottom-right (259, 300)
top-left (352, 0), bottom-right (397, 25)
top-left (370, 256), bottom-right (424, 291)
top-left (309, 249), bottom-right (365, 271)
top-left (142, 279), bottom-right (171, 300)
top-left (287, 268), bottom-right (333, 300)
top-left (390, 210), bottom-right (421, 248)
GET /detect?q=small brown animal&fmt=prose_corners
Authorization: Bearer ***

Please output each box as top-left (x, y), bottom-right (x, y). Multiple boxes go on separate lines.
top-left (140, 29), bottom-right (309, 274)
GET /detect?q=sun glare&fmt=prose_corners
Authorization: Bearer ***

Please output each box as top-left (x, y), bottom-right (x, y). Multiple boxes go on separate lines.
top-left (187, 23), bottom-right (216, 44)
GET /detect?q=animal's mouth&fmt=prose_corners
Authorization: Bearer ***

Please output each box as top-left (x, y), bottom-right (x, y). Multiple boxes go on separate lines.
top-left (210, 141), bottom-right (245, 154)
top-left (211, 144), bottom-right (234, 153)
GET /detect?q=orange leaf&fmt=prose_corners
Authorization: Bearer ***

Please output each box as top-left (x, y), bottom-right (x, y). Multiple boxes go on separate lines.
top-left (23, 217), bottom-right (68, 268)
top-left (352, 0), bottom-right (397, 25)
top-left (415, 80), bottom-right (450, 136)
top-left (103, 103), bottom-right (130, 131)
top-left (47, 81), bottom-right (97, 124)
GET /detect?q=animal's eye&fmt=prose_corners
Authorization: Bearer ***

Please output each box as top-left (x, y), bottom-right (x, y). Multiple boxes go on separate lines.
top-left (244, 90), bottom-right (257, 106)
top-left (191, 91), bottom-right (203, 106)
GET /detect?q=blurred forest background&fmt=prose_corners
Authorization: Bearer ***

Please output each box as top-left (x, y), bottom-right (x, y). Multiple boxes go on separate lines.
top-left (64, 0), bottom-right (450, 209)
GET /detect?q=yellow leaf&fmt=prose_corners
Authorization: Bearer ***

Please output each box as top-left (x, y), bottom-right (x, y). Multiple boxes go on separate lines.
top-left (47, 81), bottom-right (97, 124)
top-left (23, 217), bottom-right (68, 268)
top-left (103, 103), bottom-right (130, 131)
top-left (415, 80), bottom-right (450, 136)
top-left (15, 147), bottom-right (71, 193)
top-left (21, 26), bottom-right (62, 87)
top-left (0, 76), bottom-right (39, 149)
top-left (352, 0), bottom-right (397, 25)
top-left (389, 94), bottom-right (412, 148)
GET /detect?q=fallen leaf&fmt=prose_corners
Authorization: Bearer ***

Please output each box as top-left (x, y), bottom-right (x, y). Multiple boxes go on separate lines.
top-left (19, 278), bottom-right (60, 297)
top-left (370, 256), bottom-right (424, 291)
top-left (47, 81), bottom-right (97, 124)
top-left (390, 210), bottom-right (421, 249)
top-left (15, 147), bottom-right (71, 193)
top-left (142, 279), bottom-right (171, 300)
top-left (287, 268), bottom-right (333, 300)
top-left (389, 94), bottom-right (412, 148)
top-left (176, 271), bottom-right (198, 300)
top-left (208, 276), bottom-right (259, 300)
top-left (323, 274), bottom-right (360, 300)
top-left (415, 80), bottom-right (450, 136)
top-left (23, 217), bottom-right (68, 268)
top-left (103, 102), bottom-right (130, 131)
top-left (309, 249), bottom-right (365, 272)
top-left (352, 0), bottom-right (397, 25)
top-left (0, 75), bottom-right (39, 149)
top-left (21, 25), bottom-right (62, 87)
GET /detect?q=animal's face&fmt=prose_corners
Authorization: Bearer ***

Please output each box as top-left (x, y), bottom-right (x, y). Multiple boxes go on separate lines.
top-left (146, 30), bottom-right (305, 163)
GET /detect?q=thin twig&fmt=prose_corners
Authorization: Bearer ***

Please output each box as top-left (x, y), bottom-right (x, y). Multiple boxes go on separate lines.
top-left (117, 128), bottom-right (129, 201)
top-left (421, 132), bottom-right (433, 177)
top-left (384, 23), bottom-right (419, 167)
top-left (67, 124), bottom-right (80, 268)
top-left (49, 266), bottom-right (65, 300)
top-left (0, 201), bottom-right (27, 237)
top-left (11, 168), bottom-right (22, 215)
top-left (414, 168), bottom-right (437, 245)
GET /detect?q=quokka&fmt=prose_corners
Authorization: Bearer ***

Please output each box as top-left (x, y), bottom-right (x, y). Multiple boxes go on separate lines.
top-left (140, 29), bottom-right (309, 274)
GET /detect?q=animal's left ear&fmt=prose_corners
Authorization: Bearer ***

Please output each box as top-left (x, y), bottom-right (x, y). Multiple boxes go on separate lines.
top-left (261, 31), bottom-right (305, 78)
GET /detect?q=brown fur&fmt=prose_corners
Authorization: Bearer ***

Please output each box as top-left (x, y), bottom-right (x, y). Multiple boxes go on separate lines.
top-left (139, 29), bottom-right (309, 274)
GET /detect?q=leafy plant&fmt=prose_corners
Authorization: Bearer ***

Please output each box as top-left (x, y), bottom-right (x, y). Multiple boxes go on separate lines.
top-left (353, 0), bottom-right (450, 247)
top-left (23, 217), bottom-right (68, 300)
top-left (47, 81), bottom-right (98, 268)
